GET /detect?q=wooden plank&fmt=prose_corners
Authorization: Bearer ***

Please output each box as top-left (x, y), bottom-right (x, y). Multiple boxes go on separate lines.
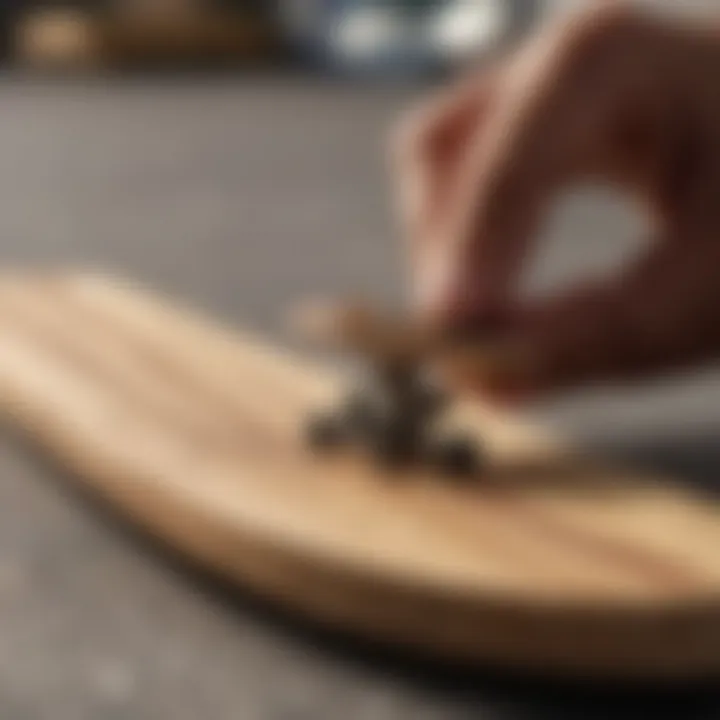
top-left (0, 272), bottom-right (718, 680)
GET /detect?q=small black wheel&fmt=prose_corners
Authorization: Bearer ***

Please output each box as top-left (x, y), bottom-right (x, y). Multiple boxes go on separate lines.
top-left (304, 411), bottom-right (347, 451)
top-left (429, 436), bottom-right (482, 477)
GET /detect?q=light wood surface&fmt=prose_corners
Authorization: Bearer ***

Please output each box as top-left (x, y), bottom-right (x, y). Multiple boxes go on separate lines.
top-left (0, 272), bottom-right (719, 681)
top-left (15, 7), bottom-right (275, 71)
top-left (15, 10), bottom-right (104, 71)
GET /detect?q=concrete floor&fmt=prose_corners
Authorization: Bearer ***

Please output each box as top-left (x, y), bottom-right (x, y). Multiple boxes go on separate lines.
top-left (0, 76), bottom-right (718, 719)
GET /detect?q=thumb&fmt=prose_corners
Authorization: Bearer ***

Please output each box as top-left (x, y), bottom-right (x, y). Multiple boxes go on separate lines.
top-left (443, 235), bottom-right (720, 403)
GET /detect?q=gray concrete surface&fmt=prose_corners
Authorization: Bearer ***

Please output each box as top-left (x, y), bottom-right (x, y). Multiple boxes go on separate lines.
top-left (0, 76), bottom-right (718, 719)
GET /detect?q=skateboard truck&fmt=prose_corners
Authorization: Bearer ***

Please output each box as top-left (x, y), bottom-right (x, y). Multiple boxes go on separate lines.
top-left (290, 300), bottom-right (487, 477)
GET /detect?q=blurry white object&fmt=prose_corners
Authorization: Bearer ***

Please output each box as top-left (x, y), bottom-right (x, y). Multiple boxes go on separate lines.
top-left (329, 4), bottom-right (408, 64)
top-left (276, 0), bottom-right (545, 77)
top-left (428, 0), bottom-right (508, 63)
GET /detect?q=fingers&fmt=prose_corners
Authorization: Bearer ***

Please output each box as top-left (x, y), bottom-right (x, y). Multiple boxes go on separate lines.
top-left (391, 69), bottom-right (496, 250)
top-left (390, 1), bottom-right (720, 404)
top-left (422, 2), bottom-right (663, 327)
top-left (450, 234), bottom-right (720, 403)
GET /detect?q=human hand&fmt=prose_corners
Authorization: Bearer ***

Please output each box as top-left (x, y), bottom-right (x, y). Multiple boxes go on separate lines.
top-left (392, 1), bottom-right (720, 402)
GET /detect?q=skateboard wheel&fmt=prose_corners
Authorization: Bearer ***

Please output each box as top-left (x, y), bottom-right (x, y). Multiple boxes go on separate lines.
top-left (305, 411), bottom-right (346, 451)
top-left (430, 436), bottom-right (480, 477)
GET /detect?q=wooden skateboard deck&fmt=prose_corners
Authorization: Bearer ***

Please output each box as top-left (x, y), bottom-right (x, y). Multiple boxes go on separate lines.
top-left (0, 272), bottom-right (719, 681)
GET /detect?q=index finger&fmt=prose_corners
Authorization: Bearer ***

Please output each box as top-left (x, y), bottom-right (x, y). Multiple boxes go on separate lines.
top-left (426, 3), bottom-right (662, 327)
top-left (391, 69), bottom-right (495, 250)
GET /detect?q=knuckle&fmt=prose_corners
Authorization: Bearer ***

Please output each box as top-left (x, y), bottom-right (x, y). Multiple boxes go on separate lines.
top-left (554, 1), bottom-right (642, 66)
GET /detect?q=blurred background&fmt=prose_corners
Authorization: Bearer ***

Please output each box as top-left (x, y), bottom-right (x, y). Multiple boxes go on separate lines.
top-left (0, 0), bottom-right (711, 76)
top-left (0, 1), bottom-right (719, 719)
top-left (3, 0), bottom-right (539, 77)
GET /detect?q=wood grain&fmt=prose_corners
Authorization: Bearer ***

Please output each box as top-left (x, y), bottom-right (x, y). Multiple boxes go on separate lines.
top-left (0, 272), bottom-right (718, 680)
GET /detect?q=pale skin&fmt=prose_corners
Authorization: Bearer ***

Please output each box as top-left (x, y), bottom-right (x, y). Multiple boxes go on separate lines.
top-left (392, 2), bottom-right (720, 404)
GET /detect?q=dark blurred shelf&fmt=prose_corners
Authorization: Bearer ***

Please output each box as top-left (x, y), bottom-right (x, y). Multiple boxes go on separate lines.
top-left (13, 5), bottom-right (280, 72)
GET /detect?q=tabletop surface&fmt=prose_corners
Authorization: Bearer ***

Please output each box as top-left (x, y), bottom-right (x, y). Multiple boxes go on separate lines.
top-left (0, 75), bottom-right (718, 720)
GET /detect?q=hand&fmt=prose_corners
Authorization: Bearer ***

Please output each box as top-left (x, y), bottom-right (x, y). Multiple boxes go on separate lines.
top-left (392, 1), bottom-right (720, 402)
